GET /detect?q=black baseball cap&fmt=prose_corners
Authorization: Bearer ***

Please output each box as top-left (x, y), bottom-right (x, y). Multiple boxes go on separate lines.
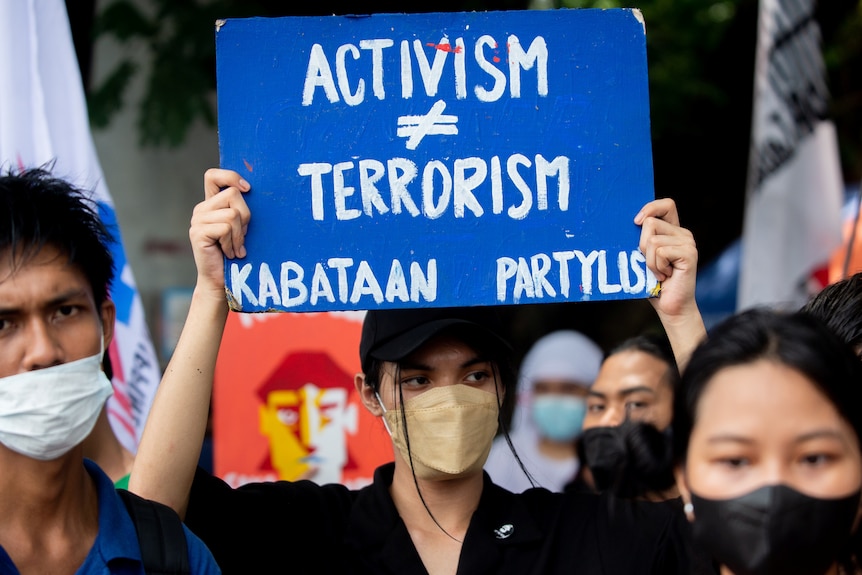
top-left (359, 306), bottom-right (512, 369)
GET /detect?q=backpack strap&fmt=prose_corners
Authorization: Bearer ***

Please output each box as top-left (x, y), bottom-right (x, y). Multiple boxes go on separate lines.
top-left (117, 488), bottom-right (191, 575)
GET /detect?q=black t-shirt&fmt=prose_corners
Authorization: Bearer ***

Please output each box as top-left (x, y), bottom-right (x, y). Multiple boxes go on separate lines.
top-left (185, 463), bottom-right (699, 574)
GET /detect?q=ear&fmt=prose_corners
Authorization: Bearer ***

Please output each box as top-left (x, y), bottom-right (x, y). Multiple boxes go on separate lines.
top-left (494, 365), bottom-right (506, 404)
top-left (100, 300), bottom-right (116, 351)
top-left (356, 373), bottom-right (383, 417)
top-left (674, 465), bottom-right (694, 522)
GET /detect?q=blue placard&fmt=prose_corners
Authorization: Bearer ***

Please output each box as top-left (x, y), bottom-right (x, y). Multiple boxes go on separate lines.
top-left (216, 8), bottom-right (657, 313)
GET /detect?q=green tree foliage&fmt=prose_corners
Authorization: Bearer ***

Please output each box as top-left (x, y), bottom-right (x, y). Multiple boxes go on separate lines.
top-left (555, 0), bottom-right (861, 262)
top-left (88, 0), bottom-right (528, 147)
top-left (90, 0), bottom-right (231, 147)
top-left (89, 0), bottom-right (861, 263)
top-left (822, 1), bottom-right (862, 185)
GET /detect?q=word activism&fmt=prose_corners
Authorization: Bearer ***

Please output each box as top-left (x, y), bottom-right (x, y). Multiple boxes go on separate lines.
top-left (302, 35), bottom-right (549, 106)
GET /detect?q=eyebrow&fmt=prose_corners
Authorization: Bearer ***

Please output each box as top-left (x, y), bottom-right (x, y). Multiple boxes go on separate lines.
top-left (588, 385), bottom-right (656, 399)
top-left (795, 429), bottom-right (849, 444)
top-left (0, 288), bottom-right (89, 315)
top-left (706, 429), bottom-right (850, 446)
top-left (706, 434), bottom-right (755, 445)
top-left (398, 355), bottom-right (489, 372)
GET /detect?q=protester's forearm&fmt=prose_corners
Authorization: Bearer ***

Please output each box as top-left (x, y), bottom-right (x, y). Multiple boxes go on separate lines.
top-left (128, 287), bottom-right (228, 519)
top-left (655, 301), bottom-right (706, 372)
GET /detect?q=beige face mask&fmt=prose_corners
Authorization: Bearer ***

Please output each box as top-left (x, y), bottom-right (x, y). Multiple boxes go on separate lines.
top-left (378, 384), bottom-right (500, 481)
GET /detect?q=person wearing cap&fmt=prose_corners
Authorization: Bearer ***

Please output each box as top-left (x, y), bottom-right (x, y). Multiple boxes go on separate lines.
top-left (129, 168), bottom-right (707, 574)
top-left (484, 330), bottom-right (603, 493)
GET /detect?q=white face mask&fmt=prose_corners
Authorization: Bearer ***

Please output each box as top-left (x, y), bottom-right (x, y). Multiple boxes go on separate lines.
top-left (0, 343), bottom-right (113, 461)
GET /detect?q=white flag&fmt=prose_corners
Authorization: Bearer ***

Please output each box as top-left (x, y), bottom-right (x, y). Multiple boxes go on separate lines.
top-left (0, 0), bottom-right (161, 453)
top-left (737, 0), bottom-right (844, 311)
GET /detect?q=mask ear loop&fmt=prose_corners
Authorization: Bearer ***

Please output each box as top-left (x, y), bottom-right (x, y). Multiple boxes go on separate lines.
top-left (375, 392), bottom-right (393, 435)
top-left (99, 325), bottom-right (106, 362)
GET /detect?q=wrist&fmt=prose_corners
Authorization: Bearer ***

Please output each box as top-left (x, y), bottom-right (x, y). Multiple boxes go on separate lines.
top-left (192, 284), bottom-right (231, 317)
top-left (655, 302), bottom-right (707, 370)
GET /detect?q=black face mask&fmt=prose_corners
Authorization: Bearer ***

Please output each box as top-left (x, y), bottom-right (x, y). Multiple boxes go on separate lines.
top-left (689, 484), bottom-right (861, 575)
top-left (579, 422), bottom-right (674, 498)
top-left (579, 426), bottom-right (626, 492)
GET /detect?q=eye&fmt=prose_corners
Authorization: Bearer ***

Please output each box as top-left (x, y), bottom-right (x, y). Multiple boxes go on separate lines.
top-left (716, 457), bottom-right (750, 469)
top-left (465, 370), bottom-right (491, 384)
top-left (587, 402), bottom-right (605, 413)
top-left (277, 408), bottom-right (299, 426)
top-left (625, 400), bottom-right (650, 412)
top-left (799, 453), bottom-right (835, 467)
top-left (401, 375), bottom-right (430, 387)
top-left (54, 305), bottom-right (81, 320)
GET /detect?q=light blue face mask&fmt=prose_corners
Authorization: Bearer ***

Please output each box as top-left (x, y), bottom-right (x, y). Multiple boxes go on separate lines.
top-left (531, 394), bottom-right (587, 442)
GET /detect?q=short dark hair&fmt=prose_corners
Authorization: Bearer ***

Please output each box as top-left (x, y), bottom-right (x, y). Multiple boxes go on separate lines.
top-left (607, 332), bottom-right (680, 392)
top-left (801, 272), bottom-right (862, 355)
top-left (0, 167), bottom-right (115, 307)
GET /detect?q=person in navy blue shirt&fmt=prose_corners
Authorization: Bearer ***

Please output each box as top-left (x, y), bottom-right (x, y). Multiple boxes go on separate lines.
top-left (0, 168), bottom-right (220, 574)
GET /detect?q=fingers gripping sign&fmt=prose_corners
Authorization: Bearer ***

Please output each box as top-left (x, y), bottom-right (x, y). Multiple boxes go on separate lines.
top-left (635, 198), bottom-right (696, 298)
top-left (191, 169), bottom-right (252, 299)
top-left (635, 197), bottom-right (705, 367)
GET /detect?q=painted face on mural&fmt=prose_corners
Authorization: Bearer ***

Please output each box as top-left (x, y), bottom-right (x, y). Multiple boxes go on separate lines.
top-left (258, 351), bottom-right (357, 483)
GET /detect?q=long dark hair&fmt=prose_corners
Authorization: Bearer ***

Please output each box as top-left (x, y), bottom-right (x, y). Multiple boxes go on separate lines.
top-left (363, 324), bottom-right (524, 538)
